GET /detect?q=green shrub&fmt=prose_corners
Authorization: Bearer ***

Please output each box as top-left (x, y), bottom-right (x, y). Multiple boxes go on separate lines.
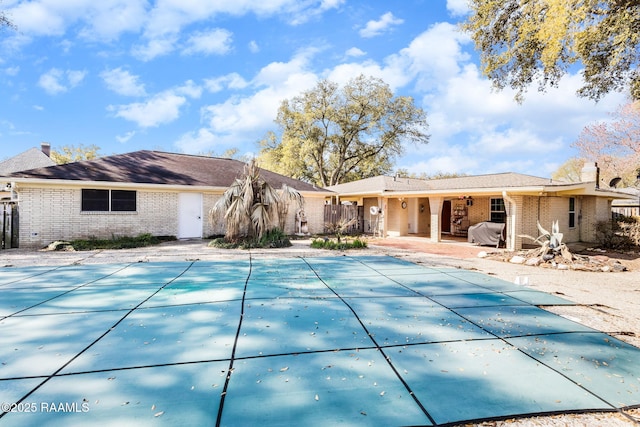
top-left (259, 228), bottom-right (292, 248)
top-left (310, 237), bottom-right (368, 250)
top-left (208, 228), bottom-right (292, 249)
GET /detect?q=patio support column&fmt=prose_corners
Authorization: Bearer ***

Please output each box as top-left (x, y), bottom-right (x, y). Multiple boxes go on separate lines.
top-left (502, 191), bottom-right (517, 251)
top-left (381, 197), bottom-right (388, 237)
top-left (428, 197), bottom-right (443, 243)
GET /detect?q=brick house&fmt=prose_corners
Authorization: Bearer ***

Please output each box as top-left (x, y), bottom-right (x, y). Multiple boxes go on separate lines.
top-left (327, 163), bottom-right (634, 250)
top-left (2, 150), bottom-right (331, 248)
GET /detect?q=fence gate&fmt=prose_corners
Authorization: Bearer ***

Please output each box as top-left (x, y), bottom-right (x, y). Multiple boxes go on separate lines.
top-left (1, 202), bottom-right (19, 249)
top-left (323, 204), bottom-right (364, 234)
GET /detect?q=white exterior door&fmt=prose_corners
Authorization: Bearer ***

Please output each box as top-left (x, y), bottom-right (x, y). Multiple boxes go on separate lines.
top-left (178, 193), bottom-right (203, 239)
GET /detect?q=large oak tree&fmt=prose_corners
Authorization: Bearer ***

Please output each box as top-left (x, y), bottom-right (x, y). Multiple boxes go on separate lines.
top-left (258, 75), bottom-right (429, 187)
top-left (464, 0), bottom-right (640, 101)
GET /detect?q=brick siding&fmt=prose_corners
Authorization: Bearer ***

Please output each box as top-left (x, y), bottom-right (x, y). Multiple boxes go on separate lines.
top-left (16, 186), bottom-right (326, 248)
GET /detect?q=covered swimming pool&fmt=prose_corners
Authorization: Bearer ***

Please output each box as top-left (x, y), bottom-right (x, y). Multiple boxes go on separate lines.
top-left (1, 255), bottom-right (639, 426)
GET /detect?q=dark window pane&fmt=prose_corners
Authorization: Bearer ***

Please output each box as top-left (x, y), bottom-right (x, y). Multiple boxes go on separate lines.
top-left (111, 190), bottom-right (136, 211)
top-left (490, 198), bottom-right (506, 223)
top-left (569, 198), bottom-right (575, 228)
top-left (490, 212), bottom-right (506, 223)
top-left (82, 189), bottom-right (109, 211)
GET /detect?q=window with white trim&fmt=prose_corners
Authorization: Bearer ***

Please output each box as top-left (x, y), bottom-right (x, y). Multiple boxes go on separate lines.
top-left (490, 198), bottom-right (506, 223)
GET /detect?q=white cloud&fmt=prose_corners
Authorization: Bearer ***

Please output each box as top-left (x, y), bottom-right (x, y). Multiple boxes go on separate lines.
top-left (359, 12), bottom-right (404, 38)
top-left (66, 69), bottom-right (87, 87)
top-left (175, 80), bottom-right (203, 98)
top-left (38, 69), bottom-right (67, 95)
top-left (78, 0), bottom-right (148, 41)
top-left (446, 0), bottom-right (471, 17)
top-left (108, 81), bottom-right (202, 128)
top-left (345, 47), bottom-right (366, 57)
top-left (116, 131), bottom-right (136, 143)
top-left (131, 35), bottom-right (178, 61)
top-left (248, 40), bottom-right (260, 53)
top-left (175, 128), bottom-right (218, 153)
top-left (108, 92), bottom-right (187, 128)
top-left (183, 28), bottom-right (233, 56)
top-left (100, 67), bottom-right (147, 97)
top-left (140, 0), bottom-right (343, 50)
top-left (204, 73), bottom-right (249, 93)
top-left (4, 66), bottom-right (20, 76)
top-left (398, 22), bottom-right (471, 90)
top-left (38, 68), bottom-right (87, 95)
top-left (176, 51), bottom-right (319, 153)
top-left (8, 0), bottom-right (147, 40)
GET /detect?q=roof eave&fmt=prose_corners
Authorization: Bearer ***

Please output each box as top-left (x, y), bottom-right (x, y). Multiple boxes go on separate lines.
top-left (8, 178), bottom-right (229, 192)
top-left (8, 177), bottom-right (334, 196)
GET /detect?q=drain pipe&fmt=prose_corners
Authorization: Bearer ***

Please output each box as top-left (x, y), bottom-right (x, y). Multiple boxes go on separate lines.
top-left (502, 191), bottom-right (516, 251)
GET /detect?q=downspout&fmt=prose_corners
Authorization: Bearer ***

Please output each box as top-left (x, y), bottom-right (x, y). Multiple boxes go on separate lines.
top-left (502, 191), bottom-right (516, 251)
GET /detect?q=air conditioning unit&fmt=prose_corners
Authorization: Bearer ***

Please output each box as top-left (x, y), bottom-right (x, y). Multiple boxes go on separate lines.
top-left (370, 206), bottom-right (380, 215)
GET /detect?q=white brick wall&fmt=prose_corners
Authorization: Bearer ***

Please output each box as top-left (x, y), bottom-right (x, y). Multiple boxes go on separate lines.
top-left (16, 185), bottom-right (327, 248)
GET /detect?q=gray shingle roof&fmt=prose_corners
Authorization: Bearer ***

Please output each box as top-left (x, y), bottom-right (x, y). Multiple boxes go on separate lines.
top-left (6, 150), bottom-right (327, 193)
top-left (328, 173), bottom-right (563, 194)
top-left (0, 148), bottom-right (55, 175)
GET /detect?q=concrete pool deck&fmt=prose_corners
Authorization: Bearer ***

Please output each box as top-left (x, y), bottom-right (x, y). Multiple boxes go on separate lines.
top-left (1, 243), bottom-right (640, 426)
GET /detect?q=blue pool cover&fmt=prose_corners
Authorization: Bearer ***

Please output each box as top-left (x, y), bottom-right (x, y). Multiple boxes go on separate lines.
top-left (1, 255), bottom-right (639, 426)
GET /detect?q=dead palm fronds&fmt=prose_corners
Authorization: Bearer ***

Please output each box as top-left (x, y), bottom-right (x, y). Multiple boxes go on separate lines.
top-left (210, 159), bottom-right (303, 242)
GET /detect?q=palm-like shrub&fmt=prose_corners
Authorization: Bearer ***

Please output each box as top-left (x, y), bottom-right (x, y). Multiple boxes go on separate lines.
top-left (209, 159), bottom-right (303, 242)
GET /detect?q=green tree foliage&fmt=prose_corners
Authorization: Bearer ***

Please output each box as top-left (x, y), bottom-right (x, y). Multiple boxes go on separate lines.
top-left (198, 147), bottom-right (249, 162)
top-left (394, 169), bottom-right (468, 180)
top-left (50, 144), bottom-right (101, 164)
top-left (551, 157), bottom-right (585, 183)
top-left (209, 159), bottom-right (303, 242)
top-left (463, 0), bottom-right (640, 101)
top-left (258, 75), bottom-right (429, 187)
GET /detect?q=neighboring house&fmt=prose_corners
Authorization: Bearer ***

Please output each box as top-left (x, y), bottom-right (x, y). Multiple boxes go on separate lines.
top-left (612, 188), bottom-right (640, 218)
top-left (0, 143), bottom-right (55, 176)
top-left (327, 163), bottom-right (635, 250)
top-left (1, 143), bottom-right (56, 204)
top-left (1, 150), bottom-right (331, 248)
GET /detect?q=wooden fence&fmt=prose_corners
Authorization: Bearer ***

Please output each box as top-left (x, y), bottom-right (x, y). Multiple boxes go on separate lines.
top-left (323, 204), bottom-right (364, 234)
top-left (1, 202), bottom-right (18, 249)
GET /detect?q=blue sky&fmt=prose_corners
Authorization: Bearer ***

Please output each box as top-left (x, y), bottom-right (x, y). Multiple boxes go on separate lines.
top-left (0, 0), bottom-right (627, 178)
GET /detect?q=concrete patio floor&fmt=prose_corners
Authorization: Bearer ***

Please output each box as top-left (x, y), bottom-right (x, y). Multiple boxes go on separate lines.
top-left (1, 254), bottom-right (640, 426)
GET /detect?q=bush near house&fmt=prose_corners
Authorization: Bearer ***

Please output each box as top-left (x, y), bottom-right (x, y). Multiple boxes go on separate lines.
top-left (69, 234), bottom-right (176, 250)
top-left (595, 217), bottom-right (640, 250)
top-left (208, 228), bottom-right (292, 249)
top-left (310, 236), bottom-right (368, 250)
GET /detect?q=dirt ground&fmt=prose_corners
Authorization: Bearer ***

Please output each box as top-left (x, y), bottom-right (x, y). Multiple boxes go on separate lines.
top-left (1, 237), bottom-right (640, 426)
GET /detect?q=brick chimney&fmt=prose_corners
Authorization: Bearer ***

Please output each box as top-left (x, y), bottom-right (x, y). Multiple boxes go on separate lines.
top-left (41, 142), bottom-right (51, 157)
top-left (581, 162), bottom-right (600, 188)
